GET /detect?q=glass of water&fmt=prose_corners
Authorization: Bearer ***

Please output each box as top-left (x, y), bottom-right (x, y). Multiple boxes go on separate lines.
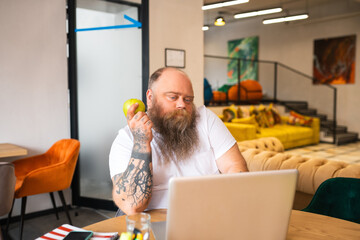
top-left (126, 212), bottom-right (151, 240)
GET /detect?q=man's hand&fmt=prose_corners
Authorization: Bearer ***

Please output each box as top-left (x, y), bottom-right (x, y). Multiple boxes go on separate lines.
top-left (127, 103), bottom-right (153, 149)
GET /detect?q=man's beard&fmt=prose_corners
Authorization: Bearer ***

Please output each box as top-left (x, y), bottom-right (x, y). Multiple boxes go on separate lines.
top-left (148, 102), bottom-right (199, 164)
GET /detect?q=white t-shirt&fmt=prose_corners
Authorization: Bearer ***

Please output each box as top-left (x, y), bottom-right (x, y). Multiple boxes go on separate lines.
top-left (109, 105), bottom-right (236, 210)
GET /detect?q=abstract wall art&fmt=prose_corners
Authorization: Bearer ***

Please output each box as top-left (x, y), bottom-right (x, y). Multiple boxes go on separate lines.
top-left (313, 35), bottom-right (356, 84)
top-left (227, 36), bottom-right (259, 84)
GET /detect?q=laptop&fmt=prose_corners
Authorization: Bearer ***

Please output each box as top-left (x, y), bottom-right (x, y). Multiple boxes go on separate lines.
top-left (152, 169), bottom-right (298, 240)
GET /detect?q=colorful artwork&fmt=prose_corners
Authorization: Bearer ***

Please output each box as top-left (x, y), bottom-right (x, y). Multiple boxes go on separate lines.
top-left (313, 35), bottom-right (356, 84)
top-left (227, 36), bottom-right (259, 84)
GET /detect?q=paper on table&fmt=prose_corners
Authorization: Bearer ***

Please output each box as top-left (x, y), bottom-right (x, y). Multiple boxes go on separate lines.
top-left (35, 224), bottom-right (118, 240)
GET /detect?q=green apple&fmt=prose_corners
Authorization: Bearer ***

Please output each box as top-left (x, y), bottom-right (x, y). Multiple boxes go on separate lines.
top-left (123, 98), bottom-right (146, 117)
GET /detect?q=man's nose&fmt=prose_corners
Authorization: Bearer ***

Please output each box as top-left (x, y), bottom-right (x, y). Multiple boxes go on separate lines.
top-left (176, 97), bottom-right (186, 109)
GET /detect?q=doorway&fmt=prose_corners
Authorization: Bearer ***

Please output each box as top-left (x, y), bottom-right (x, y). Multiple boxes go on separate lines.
top-left (68, 0), bottom-right (149, 210)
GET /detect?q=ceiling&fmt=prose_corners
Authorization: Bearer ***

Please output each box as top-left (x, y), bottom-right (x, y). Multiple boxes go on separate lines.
top-left (203, 0), bottom-right (360, 26)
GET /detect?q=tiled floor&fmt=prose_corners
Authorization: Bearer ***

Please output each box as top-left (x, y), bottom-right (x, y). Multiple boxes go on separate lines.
top-left (285, 141), bottom-right (360, 164)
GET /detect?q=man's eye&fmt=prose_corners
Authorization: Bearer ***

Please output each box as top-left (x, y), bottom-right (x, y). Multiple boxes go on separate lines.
top-left (168, 95), bottom-right (177, 100)
top-left (184, 98), bottom-right (193, 103)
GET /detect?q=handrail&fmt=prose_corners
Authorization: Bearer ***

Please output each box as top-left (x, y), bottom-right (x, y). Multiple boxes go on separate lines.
top-left (277, 62), bottom-right (336, 90)
top-left (204, 55), bottom-right (338, 144)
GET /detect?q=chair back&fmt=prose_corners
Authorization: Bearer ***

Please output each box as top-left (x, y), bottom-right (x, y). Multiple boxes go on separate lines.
top-left (14, 139), bottom-right (80, 198)
top-left (302, 177), bottom-right (360, 224)
top-left (0, 162), bottom-right (16, 216)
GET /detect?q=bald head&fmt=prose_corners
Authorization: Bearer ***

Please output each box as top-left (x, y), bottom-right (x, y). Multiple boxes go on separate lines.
top-left (146, 67), bottom-right (194, 114)
top-left (148, 67), bottom-right (192, 91)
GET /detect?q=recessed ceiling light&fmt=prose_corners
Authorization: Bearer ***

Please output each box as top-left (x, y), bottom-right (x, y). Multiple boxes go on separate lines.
top-left (234, 8), bottom-right (283, 19)
top-left (202, 0), bottom-right (249, 11)
top-left (263, 14), bottom-right (309, 24)
top-left (202, 25), bottom-right (210, 31)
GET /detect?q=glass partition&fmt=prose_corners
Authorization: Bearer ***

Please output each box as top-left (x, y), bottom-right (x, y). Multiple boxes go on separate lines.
top-left (76, 0), bottom-right (142, 202)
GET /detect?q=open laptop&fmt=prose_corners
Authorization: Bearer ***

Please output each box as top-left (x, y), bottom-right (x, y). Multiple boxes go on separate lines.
top-left (152, 169), bottom-right (298, 240)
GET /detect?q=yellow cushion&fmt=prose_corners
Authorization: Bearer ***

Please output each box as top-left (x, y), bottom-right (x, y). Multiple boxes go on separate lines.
top-left (232, 115), bottom-right (261, 133)
top-left (257, 125), bottom-right (313, 142)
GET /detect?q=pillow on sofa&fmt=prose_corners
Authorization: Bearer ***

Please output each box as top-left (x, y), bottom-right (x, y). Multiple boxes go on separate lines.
top-left (222, 104), bottom-right (237, 122)
top-left (288, 111), bottom-right (313, 127)
top-left (232, 115), bottom-right (261, 133)
top-left (252, 104), bottom-right (275, 128)
top-left (268, 103), bottom-right (282, 124)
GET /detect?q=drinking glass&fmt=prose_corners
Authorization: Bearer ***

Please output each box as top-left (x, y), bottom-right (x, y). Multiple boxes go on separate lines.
top-left (126, 212), bottom-right (151, 240)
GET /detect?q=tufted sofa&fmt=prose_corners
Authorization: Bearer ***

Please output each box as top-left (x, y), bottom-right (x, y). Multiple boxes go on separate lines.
top-left (237, 137), bottom-right (360, 210)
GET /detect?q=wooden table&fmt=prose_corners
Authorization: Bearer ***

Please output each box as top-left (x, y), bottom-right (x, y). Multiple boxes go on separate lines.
top-left (0, 143), bottom-right (27, 158)
top-left (84, 209), bottom-right (360, 240)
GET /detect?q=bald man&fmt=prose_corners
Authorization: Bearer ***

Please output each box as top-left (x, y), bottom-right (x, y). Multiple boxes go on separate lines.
top-left (109, 67), bottom-right (248, 215)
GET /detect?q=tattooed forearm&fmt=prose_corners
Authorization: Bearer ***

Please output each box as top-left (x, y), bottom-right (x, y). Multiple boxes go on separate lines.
top-left (114, 149), bottom-right (153, 208)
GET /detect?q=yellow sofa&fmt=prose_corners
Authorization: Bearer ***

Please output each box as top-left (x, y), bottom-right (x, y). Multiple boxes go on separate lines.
top-left (224, 115), bottom-right (320, 149)
top-left (237, 137), bottom-right (360, 210)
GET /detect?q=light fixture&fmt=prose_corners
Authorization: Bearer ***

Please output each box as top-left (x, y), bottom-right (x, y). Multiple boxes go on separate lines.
top-left (214, 16), bottom-right (226, 26)
top-left (263, 14), bottom-right (309, 24)
top-left (234, 7), bottom-right (283, 19)
top-left (202, 0), bottom-right (249, 11)
top-left (202, 25), bottom-right (210, 31)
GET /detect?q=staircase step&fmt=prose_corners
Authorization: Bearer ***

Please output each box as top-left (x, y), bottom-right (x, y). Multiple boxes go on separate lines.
top-left (323, 125), bottom-right (348, 135)
top-left (336, 132), bottom-right (359, 145)
top-left (283, 101), bottom-right (308, 109)
top-left (282, 101), bottom-right (308, 112)
top-left (296, 108), bottom-right (317, 116)
top-left (313, 114), bottom-right (327, 121)
top-left (321, 120), bottom-right (335, 128)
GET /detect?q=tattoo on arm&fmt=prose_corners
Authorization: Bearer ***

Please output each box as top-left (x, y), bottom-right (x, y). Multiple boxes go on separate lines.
top-left (114, 147), bottom-right (153, 207)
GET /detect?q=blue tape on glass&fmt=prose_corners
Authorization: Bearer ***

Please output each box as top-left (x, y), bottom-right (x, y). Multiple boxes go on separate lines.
top-left (75, 14), bottom-right (142, 32)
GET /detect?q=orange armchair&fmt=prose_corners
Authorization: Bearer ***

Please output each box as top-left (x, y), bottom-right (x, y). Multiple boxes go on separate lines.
top-left (0, 162), bottom-right (16, 240)
top-left (6, 139), bottom-right (80, 240)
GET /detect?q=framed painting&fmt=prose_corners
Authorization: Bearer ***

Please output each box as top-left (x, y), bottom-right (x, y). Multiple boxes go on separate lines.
top-left (227, 36), bottom-right (259, 84)
top-left (313, 35), bottom-right (356, 84)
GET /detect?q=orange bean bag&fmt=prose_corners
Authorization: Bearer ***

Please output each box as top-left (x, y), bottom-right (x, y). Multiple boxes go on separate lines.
top-left (228, 80), bottom-right (263, 101)
top-left (212, 91), bottom-right (227, 102)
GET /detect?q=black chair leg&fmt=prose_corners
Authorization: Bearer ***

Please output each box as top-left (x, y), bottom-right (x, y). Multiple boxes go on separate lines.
top-left (49, 192), bottom-right (59, 220)
top-left (19, 197), bottom-right (27, 240)
top-left (5, 198), bottom-right (14, 239)
top-left (58, 191), bottom-right (72, 225)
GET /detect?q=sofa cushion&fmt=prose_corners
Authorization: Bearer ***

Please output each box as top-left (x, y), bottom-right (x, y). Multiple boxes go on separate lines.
top-left (237, 137), bottom-right (284, 153)
top-left (231, 115), bottom-right (261, 133)
top-left (257, 125), bottom-right (313, 142)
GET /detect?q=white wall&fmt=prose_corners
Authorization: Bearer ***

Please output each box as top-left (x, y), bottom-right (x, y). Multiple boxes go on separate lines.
top-left (149, 0), bottom-right (204, 107)
top-left (0, 0), bottom-right (70, 217)
top-left (0, 0), bottom-right (205, 217)
top-left (205, 13), bottom-right (360, 135)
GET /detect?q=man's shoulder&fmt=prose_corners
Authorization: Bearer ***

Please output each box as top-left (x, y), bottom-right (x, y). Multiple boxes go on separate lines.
top-left (196, 105), bottom-right (209, 115)
top-left (196, 105), bottom-right (217, 119)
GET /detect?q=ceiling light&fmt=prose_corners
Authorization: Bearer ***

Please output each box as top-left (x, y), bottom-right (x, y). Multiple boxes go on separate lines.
top-left (234, 7), bottom-right (283, 19)
top-left (202, 25), bottom-right (210, 31)
top-left (263, 14), bottom-right (309, 24)
top-left (202, 0), bottom-right (249, 11)
top-left (214, 16), bottom-right (226, 26)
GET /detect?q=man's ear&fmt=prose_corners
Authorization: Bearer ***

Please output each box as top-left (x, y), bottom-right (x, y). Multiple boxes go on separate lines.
top-left (146, 89), bottom-right (153, 108)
